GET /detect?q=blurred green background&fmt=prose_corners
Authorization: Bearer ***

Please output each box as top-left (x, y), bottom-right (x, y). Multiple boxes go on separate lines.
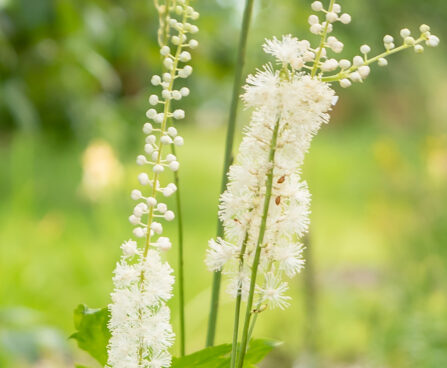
top-left (1, 0), bottom-right (446, 367)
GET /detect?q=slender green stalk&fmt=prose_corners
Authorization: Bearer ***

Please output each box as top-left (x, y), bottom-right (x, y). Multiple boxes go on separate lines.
top-left (154, 0), bottom-right (188, 356)
top-left (206, 0), bottom-right (255, 347)
top-left (230, 232), bottom-right (250, 368)
top-left (310, 0), bottom-right (335, 77)
top-left (171, 144), bottom-right (186, 357)
top-left (320, 35), bottom-right (427, 82)
top-left (247, 306), bottom-right (261, 343)
top-left (236, 119), bottom-right (280, 368)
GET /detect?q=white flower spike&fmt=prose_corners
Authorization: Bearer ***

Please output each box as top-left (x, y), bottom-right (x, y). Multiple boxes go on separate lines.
top-left (107, 0), bottom-right (199, 367)
top-left (206, 0), bottom-right (439, 316)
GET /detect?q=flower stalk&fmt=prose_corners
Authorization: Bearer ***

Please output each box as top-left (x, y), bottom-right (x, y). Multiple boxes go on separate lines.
top-left (230, 232), bottom-right (249, 368)
top-left (236, 118), bottom-right (280, 368)
top-left (206, 0), bottom-right (256, 347)
top-left (153, 0), bottom-right (195, 356)
top-left (107, 0), bottom-right (199, 366)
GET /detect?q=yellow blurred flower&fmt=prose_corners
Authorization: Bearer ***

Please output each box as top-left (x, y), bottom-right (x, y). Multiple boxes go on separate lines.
top-left (80, 139), bottom-right (123, 201)
top-left (426, 134), bottom-right (447, 185)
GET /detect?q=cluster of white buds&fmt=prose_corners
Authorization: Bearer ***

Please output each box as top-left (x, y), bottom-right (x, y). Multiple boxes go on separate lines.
top-left (325, 24), bottom-right (439, 88)
top-left (309, 0), bottom-right (351, 36)
top-left (107, 0), bottom-right (199, 367)
top-left (258, 2), bottom-right (438, 91)
top-left (306, 2), bottom-right (440, 87)
top-left (274, 2), bottom-right (442, 89)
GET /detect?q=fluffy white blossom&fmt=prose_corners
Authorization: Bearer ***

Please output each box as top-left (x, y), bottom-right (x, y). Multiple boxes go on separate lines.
top-left (256, 272), bottom-right (291, 310)
top-left (108, 251), bottom-right (175, 368)
top-left (205, 238), bottom-right (240, 272)
top-left (206, 35), bottom-right (335, 310)
top-left (263, 35), bottom-right (310, 70)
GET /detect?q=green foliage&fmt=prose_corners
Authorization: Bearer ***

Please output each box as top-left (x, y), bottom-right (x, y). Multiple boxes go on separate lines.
top-left (172, 339), bottom-right (279, 368)
top-left (70, 304), bottom-right (110, 366)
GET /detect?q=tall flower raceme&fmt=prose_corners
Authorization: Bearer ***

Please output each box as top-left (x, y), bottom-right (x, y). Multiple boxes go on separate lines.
top-left (107, 1), bottom-right (199, 367)
top-left (205, 1), bottom-right (439, 366)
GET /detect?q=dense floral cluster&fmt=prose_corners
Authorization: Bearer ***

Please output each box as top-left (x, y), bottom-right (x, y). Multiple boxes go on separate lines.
top-left (206, 56), bottom-right (335, 310)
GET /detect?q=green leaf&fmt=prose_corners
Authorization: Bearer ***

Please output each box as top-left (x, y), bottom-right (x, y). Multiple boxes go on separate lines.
top-left (244, 339), bottom-right (281, 367)
top-left (172, 343), bottom-right (232, 367)
top-left (172, 339), bottom-right (279, 368)
top-left (70, 304), bottom-right (110, 366)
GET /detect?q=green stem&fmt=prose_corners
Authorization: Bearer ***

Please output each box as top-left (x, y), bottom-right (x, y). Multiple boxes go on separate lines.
top-left (145, 0), bottom-right (189, 360)
top-left (171, 144), bottom-right (186, 357)
top-left (144, 0), bottom-right (189, 259)
top-left (310, 0), bottom-right (336, 77)
top-left (206, 0), bottom-right (255, 347)
top-left (247, 306), bottom-right (260, 343)
top-left (237, 118), bottom-right (280, 368)
top-left (320, 36), bottom-right (426, 82)
top-left (230, 232), bottom-right (250, 368)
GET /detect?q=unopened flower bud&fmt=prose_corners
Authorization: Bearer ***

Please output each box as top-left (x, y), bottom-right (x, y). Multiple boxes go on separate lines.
top-left (419, 24), bottom-right (430, 33)
top-left (180, 87), bottom-right (190, 96)
top-left (133, 227), bottom-right (146, 238)
top-left (169, 161), bottom-right (180, 171)
top-left (414, 44), bottom-right (424, 53)
top-left (151, 222), bottom-right (163, 234)
top-left (157, 203), bottom-right (168, 213)
top-left (164, 211), bottom-right (175, 221)
top-left (383, 35), bottom-right (394, 44)
top-left (426, 35), bottom-right (439, 47)
top-left (340, 79), bottom-right (351, 88)
top-left (400, 28), bottom-right (411, 38)
top-left (167, 127), bottom-right (178, 137)
top-left (160, 46), bottom-right (170, 56)
top-left (174, 136), bottom-right (184, 146)
top-left (310, 23), bottom-right (322, 35)
top-left (308, 15), bottom-right (319, 25)
top-left (326, 12), bottom-right (338, 23)
top-left (378, 58), bottom-right (388, 67)
top-left (311, 1), bottom-right (323, 11)
top-left (173, 109), bottom-right (185, 119)
top-left (146, 109), bottom-right (157, 119)
top-left (157, 237), bottom-right (172, 251)
top-left (143, 123), bottom-right (153, 134)
top-left (339, 13), bottom-right (351, 24)
top-left (151, 75), bottom-right (161, 86)
top-left (131, 189), bottom-right (142, 200)
top-left (339, 59), bottom-right (351, 69)
top-left (179, 51), bottom-right (191, 62)
top-left (353, 55), bottom-right (364, 66)
top-left (136, 155), bottom-right (146, 166)
top-left (360, 44), bottom-right (371, 54)
top-left (358, 65), bottom-right (370, 79)
top-left (138, 173), bottom-right (150, 185)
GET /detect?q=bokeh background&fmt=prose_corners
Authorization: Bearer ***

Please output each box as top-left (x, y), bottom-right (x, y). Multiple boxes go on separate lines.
top-left (1, 0), bottom-right (446, 367)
